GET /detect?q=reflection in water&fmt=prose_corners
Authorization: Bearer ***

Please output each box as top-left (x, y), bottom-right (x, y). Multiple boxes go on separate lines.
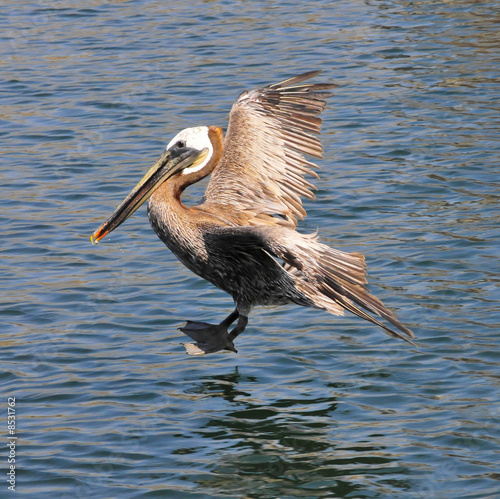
top-left (185, 367), bottom-right (254, 401)
top-left (183, 368), bottom-right (411, 497)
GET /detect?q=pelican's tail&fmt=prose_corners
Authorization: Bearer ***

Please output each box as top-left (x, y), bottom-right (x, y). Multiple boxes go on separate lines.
top-left (267, 230), bottom-right (416, 345)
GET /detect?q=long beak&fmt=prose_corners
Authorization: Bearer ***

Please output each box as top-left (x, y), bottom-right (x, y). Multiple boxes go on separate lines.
top-left (90, 147), bottom-right (207, 244)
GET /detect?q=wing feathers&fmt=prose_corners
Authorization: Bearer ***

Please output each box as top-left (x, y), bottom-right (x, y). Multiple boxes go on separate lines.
top-left (258, 228), bottom-right (415, 343)
top-left (204, 71), bottom-right (335, 227)
top-left (268, 70), bottom-right (323, 87)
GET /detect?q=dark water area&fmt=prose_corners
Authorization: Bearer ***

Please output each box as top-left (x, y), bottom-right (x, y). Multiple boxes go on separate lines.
top-left (1, 1), bottom-right (499, 497)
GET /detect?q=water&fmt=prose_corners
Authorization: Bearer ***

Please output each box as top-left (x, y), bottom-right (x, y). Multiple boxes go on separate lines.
top-left (1, 1), bottom-right (499, 497)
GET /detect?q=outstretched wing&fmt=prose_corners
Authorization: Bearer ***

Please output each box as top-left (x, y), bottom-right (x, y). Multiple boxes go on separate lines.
top-left (203, 71), bottom-right (336, 227)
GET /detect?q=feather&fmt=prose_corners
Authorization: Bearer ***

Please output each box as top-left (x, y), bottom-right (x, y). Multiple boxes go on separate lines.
top-left (204, 71), bottom-right (335, 227)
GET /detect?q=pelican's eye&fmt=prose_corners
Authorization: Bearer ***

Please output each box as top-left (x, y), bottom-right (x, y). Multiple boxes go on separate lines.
top-left (175, 140), bottom-right (186, 149)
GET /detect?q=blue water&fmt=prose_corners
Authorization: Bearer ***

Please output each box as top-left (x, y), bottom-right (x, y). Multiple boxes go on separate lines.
top-left (2, 1), bottom-right (499, 497)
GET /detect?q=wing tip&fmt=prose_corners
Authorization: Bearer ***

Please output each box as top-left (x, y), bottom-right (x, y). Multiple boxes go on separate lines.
top-left (270, 70), bottom-right (337, 91)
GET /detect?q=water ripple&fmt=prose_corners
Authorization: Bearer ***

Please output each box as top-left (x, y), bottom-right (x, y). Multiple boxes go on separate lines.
top-left (1, 0), bottom-right (499, 498)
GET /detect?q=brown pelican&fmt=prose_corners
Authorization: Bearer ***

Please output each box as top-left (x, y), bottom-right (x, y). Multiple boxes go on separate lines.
top-left (91, 71), bottom-right (415, 355)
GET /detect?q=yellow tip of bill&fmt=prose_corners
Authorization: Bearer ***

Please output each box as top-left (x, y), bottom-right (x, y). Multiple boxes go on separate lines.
top-left (90, 228), bottom-right (108, 245)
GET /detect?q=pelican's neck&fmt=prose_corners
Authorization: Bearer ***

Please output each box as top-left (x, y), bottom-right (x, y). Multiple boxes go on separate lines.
top-left (146, 127), bottom-right (223, 268)
top-left (147, 126), bottom-right (224, 241)
top-left (166, 125), bottom-right (223, 202)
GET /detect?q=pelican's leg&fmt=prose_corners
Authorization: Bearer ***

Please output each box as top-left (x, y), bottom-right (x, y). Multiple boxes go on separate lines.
top-left (220, 310), bottom-right (240, 329)
top-left (180, 309), bottom-right (240, 355)
top-left (228, 315), bottom-right (248, 341)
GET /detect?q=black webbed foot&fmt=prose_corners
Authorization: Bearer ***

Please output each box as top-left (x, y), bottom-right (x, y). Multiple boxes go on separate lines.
top-left (179, 321), bottom-right (238, 355)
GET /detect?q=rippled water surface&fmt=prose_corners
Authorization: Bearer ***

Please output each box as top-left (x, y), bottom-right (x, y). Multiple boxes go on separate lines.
top-left (2, 1), bottom-right (500, 497)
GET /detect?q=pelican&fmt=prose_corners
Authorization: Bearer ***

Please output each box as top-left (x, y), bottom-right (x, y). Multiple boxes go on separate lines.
top-left (91, 71), bottom-right (415, 355)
